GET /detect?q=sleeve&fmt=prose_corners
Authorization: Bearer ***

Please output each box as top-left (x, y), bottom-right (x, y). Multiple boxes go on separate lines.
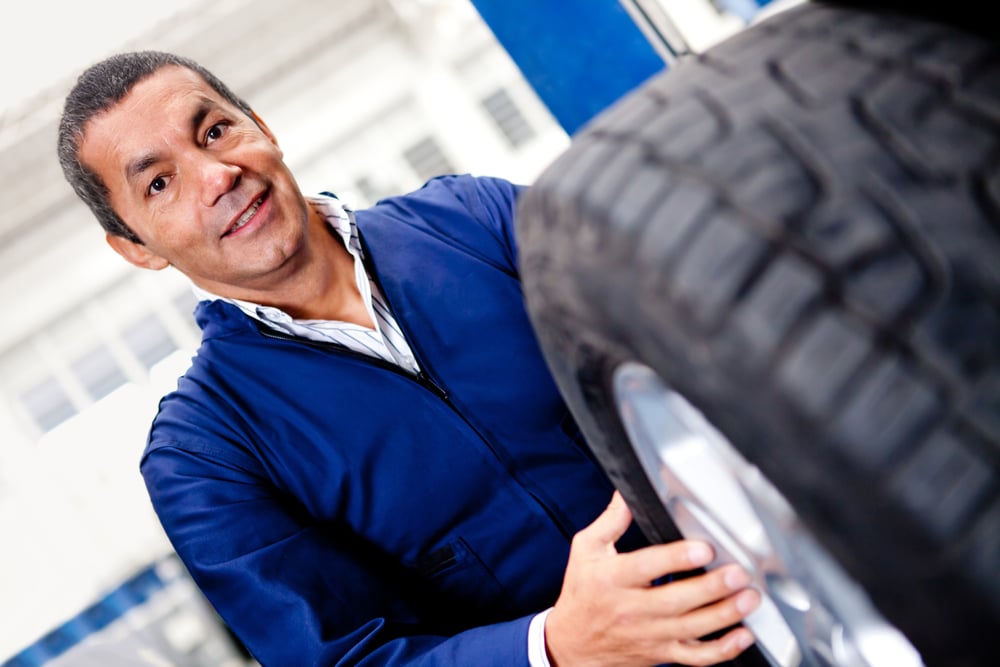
top-left (141, 443), bottom-right (534, 667)
top-left (527, 609), bottom-right (554, 667)
top-left (393, 173), bottom-right (526, 273)
top-left (454, 174), bottom-right (526, 270)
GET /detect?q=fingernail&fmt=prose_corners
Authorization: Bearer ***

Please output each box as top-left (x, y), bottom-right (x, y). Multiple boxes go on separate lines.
top-left (724, 566), bottom-right (750, 590)
top-left (736, 630), bottom-right (755, 649)
top-left (688, 542), bottom-right (712, 565)
top-left (737, 589), bottom-right (760, 614)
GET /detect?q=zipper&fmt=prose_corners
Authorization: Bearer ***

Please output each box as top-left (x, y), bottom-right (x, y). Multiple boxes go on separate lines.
top-left (256, 319), bottom-right (574, 539)
top-left (357, 236), bottom-right (577, 541)
top-left (254, 323), bottom-right (448, 400)
top-left (252, 230), bottom-right (576, 540)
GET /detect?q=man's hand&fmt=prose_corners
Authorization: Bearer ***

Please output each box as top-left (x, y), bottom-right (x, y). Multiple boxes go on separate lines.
top-left (545, 492), bottom-right (760, 666)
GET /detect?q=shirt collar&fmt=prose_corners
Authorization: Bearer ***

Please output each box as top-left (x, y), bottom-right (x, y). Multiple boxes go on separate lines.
top-left (190, 192), bottom-right (357, 322)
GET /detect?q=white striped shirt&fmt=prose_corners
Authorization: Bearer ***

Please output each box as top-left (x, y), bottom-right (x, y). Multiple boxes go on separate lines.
top-left (192, 193), bottom-right (421, 375)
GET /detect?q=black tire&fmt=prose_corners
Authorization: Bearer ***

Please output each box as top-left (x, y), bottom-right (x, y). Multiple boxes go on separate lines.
top-left (517, 3), bottom-right (1000, 666)
top-left (822, 0), bottom-right (993, 40)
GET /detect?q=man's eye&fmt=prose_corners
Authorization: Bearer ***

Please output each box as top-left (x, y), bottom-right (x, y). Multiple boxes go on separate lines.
top-left (148, 175), bottom-right (170, 195)
top-left (206, 123), bottom-right (226, 143)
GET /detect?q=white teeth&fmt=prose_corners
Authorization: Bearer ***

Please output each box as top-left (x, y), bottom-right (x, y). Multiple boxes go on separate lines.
top-left (230, 196), bottom-right (263, 233)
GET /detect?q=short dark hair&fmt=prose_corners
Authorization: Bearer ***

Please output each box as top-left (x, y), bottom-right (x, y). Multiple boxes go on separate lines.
top-left (57, 51), bottom-right (255, 242)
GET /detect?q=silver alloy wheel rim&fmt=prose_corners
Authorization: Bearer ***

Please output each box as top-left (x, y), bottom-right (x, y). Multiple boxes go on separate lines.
top-left (612, 361), bottom-right (924, 667)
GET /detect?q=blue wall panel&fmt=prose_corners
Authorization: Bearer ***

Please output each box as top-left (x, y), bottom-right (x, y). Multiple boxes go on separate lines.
top-left (470, 0), bottom-right (666, 135)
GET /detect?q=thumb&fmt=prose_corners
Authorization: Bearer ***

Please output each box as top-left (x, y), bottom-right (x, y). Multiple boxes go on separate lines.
top-left (578, 491), bottom-right (633, 553)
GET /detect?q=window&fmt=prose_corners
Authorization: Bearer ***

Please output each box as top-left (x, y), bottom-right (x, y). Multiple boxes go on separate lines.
top-left (72, 344), bottom-right (128, 401)
top-left (354, 176), bottom-right (399, 206)
top-left (403, 136), bottom-right (455, 183)
top-left (123, 314), bottom-right (178, 370)
top-left (19, 376), bottom-right (76, 433)
top-left (481, 88), bottom-right (535, 148)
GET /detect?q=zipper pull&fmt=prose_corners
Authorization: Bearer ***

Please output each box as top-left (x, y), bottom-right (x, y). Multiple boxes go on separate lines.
top-left (417, 371), bottom-right (448, 400)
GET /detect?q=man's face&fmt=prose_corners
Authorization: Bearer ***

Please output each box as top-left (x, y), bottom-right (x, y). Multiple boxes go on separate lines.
top-left (79, 65), bottom-right (313, 297)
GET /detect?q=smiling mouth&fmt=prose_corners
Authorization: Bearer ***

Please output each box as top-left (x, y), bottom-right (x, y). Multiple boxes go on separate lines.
top-left (223, 191), bottom-right (268, 237)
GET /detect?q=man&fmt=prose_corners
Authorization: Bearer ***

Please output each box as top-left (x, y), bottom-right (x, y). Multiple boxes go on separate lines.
top-left (58, 51), bottom-right (760, 666)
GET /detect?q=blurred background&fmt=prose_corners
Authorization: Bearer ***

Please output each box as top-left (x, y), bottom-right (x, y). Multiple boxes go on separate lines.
top-left (0, 1), bottom-right (754, 664)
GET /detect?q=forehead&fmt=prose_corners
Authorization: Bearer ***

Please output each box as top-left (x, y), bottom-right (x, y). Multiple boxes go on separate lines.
top-left (89, 65), bottom-right (226, 135)
top-left (78, 66), bottom-right (231, 183)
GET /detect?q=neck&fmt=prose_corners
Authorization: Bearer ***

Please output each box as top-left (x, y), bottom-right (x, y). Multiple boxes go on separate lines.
top-left (276, 238), bottom-right (371, 326)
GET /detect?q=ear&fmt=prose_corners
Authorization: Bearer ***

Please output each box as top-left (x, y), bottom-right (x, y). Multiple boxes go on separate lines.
top-left (105, 233), bottom-right (170, 271)
top-left (251, 110), bottom-right (281, 151)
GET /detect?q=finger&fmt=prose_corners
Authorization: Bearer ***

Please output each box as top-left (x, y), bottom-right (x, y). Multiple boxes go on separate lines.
top-left (666, 626), bottom-right (756, 667)
top-left (667, 587), bottom-right (761, 641)
top-left (644, 563), bottom-right (751, 615)
top-left (575, 491), bottom-right (634, 553)
top-left (615, 539), bottom-right (715, 586)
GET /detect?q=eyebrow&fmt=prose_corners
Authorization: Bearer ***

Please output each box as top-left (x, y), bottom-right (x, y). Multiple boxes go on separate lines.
top-left (124, 98), bottom-right (216, 185)
top-left (125, 153), bottom-right (160, 184)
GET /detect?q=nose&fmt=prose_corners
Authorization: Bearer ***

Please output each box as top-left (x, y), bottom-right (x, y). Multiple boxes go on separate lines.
top-left (196, 154), bottom-right (242, 207)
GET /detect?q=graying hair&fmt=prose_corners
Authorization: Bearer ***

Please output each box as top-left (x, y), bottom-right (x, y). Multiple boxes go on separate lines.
top-left (57, 51), bottom-right (254, 242)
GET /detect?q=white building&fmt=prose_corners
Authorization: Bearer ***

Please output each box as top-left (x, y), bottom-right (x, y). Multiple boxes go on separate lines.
top-left (0, 1), bottom-right (568, 661)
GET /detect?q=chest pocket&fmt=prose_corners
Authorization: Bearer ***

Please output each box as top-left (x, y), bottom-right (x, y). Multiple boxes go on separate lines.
top-left (412, 537), bottom-right (512, 629)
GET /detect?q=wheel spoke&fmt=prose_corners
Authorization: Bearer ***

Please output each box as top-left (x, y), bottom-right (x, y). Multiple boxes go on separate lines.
top-left (613, 362), bottom-right (924, 667)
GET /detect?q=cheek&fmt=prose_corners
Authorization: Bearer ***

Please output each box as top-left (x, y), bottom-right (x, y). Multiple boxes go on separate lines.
top-left (106, 182), bottom-right (140, 225)
top-left (145, 209), bottom-right (201, 252)
top-left (110, 181), bottom-right (171, 242)
top-left (245, 132), bottom-right (286, 162)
